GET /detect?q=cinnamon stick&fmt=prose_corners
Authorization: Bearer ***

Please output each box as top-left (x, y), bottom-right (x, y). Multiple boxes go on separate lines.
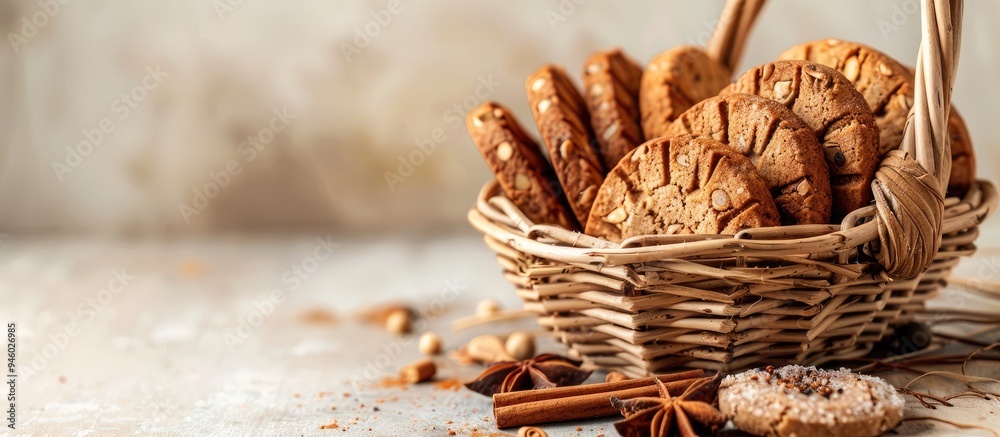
top-left (493, 370), bottom-right (708, 428)
top-left (493, 369), bottom-right (704, 408)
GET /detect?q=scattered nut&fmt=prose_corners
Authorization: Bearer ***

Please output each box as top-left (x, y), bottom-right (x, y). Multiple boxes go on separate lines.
top-left (514, 173), bottom-right (530, 190)
top-left (606, 371), bottom-right (630, 383)
top-left (466, 335), bottom-right (513, 362)
top-left (517, 426), bottom-right (548, 437)
top-left (604, 207), bottom-right (627, 224)
top-left (712, 189), bottom-right (731, 211)
top-left (385, 309), bottom-right (412, 335)
top-left (579, 186), bottom-right (598, 207)
top-left (825, 38), bottom-right (841, 46)
top-left (399, 358), bottom-right (436, 384)
top-left (843, 56), bottom-right (860, 83)
top-left (419, 332), bottom-right (442, 355)
top-left (496, 141), bottom-right (513, 161)
top-left (476, 299), bottom-right (501, 316)
top-left (773, 80), bottom-right (792, 101)
top-left (505, 332), bottom-right (535, 361)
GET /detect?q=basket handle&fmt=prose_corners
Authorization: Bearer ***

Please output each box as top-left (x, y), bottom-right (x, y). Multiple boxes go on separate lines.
top-left (869, 0), bottom-right (962, 279)
top-left (706, 0), bottom-right (768, 73)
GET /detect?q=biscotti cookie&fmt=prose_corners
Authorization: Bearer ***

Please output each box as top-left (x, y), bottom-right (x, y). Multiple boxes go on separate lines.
top-left (948, 107), bottom-right (976, 198)
top-left (466, 102), bottom-right (578, 230)
top-left (640, 46), bottom-right (731, 139)
top-left (582, 48), bottom-right (644, 170)
top-left (719, 365), bottom-right (904, 437)
top-left (585, 135), bottom-right (780, 242)
top-left (664, 94), bottom-right (832, 225)
top-left (778, 39), bottom-right (913, 157)
top-left (526, 65), bottom-right (606, 228)
top-left (721, 61), bottom-right (880, 219)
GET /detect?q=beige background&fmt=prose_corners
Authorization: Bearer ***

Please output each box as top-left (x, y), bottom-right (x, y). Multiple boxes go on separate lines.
top-left (2, 0), bottom-right (998, 236)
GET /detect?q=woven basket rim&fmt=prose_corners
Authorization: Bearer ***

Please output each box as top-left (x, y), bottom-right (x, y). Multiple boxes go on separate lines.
top-left (469, 178), bottom-right (996, 270)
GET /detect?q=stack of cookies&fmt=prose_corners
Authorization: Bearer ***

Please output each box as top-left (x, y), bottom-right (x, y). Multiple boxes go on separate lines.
top-left (467, 40), bottom-right (974, 243)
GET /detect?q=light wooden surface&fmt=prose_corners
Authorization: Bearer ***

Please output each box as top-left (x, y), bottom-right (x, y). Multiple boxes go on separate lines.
top-left (1, 234), bottom-right (998, 436)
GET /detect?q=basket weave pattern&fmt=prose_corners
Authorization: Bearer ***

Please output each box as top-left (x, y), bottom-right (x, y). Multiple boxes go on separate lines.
top-left (468, 0), bottom-right (995, 375)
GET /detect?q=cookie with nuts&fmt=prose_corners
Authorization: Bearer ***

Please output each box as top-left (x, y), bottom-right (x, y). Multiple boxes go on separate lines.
top-left (664, 94), bottom-right (832, 225)
top-left (720, 61), bottom-right (880, 219)
top-left (526, 65), bottom-right (606, 228)
top-left (640, 46), bottom-right (732, 140)
top-left (466, 102), bottom-right (578, 230)
top-left (778, 39), bottom-right (913, 157)
top-left (582, 48), bottom-right (644, 170)
top-left (779, 41), bottom-right (978, 198)
top-left (719, 365), bottom-right (904, 437)
top-left (585, 135), bottom-right (780, 242)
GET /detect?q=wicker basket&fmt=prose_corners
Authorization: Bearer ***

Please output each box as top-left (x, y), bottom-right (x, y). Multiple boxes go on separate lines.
top-left (468, 0), bottom-right (996, 376)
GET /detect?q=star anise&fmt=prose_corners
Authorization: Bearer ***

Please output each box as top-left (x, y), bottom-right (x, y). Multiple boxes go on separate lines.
top-left (610, 374), bottom-right (727, 437)
top-left (463, 354), bottom-right (592, 396)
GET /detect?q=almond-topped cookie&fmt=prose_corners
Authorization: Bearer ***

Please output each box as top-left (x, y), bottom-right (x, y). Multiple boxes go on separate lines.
top-left (721, 61), bottom-right (880, 219)
top-left (526, 65), bottom-right (606, 228)
top-left (664, 94), bottom-right (832, 225)
top-left (778, 39), bottom-right (913, 157)
top-left (466, 102), bottom-right (578, 230)
top-left (719, 365), bottom-right (904, 437)
top-left (640, 46), bottom-right (732, 139)
top-left (585, 135), bottom-right (780, 242)
top-left (582, 48), bottom-right (644, 170)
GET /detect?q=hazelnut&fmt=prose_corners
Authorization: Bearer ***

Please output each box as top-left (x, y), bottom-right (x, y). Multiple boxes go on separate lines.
top-left (505, 332), bottom-right (535, 361)
top-left (530, 78), bottom-right (547, 92)
top-left (589, 83), bottom-right (605, 97)
top-left (602, 122), bottom-right (619, 141)
top-left (676, 153), bottom-right (689, 167)
top-left (385, 309), bottom-right (411, 335)
top-left (711, 189), bottom-right (731, 211)
top-left (559, 140), bottom-right (574, 159)
top-left (476, 299), bottom-right (501, 316)
top-left (604, 207), bottom-right (627, 224)
top-left (537, 99), bottom-right (551, 114)
top-left (466, 335), bottom-right (513, 362)
top-left (797, 179), bottom-right (813, 197)
top-left (773, 80), bottom-right (792, 101)
top-left (514, 173), bottom-right (530, 190)
top-left (496, 142), bottom-right (513, 161)
top-left (418, 332), bottom-right (442, 355)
